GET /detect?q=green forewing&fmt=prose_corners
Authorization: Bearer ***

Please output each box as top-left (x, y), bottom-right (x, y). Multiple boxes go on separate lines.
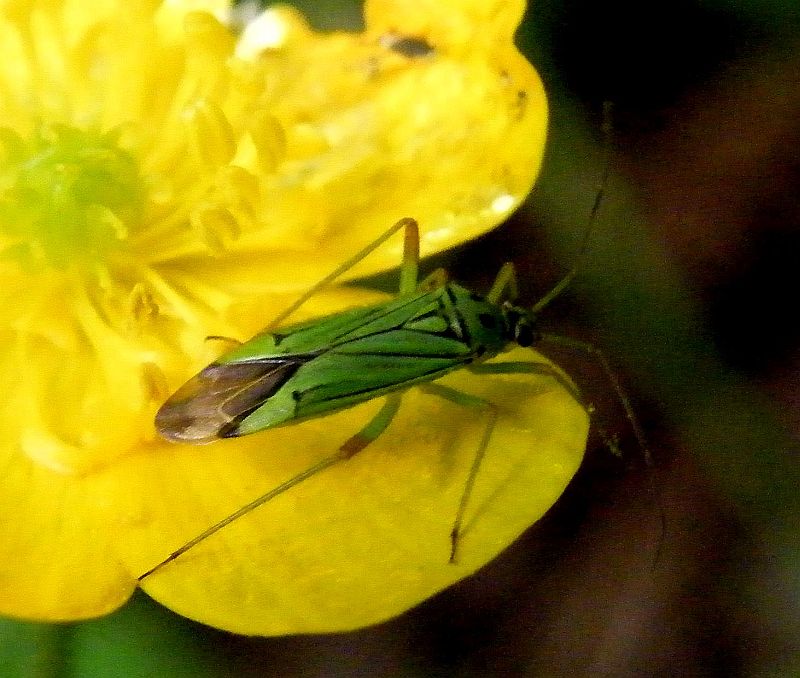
top-left (156, 283), bottom-right (512, 442)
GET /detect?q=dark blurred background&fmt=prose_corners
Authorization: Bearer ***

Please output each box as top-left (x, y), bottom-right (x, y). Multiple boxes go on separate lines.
top-left (4, 1), bottom-right (799, 676)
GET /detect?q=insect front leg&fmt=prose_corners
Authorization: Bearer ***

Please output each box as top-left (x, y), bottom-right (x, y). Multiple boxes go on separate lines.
top-left (486, 261), bottom-right (519, 305)
top-left (537, 335), bottom-right (651, 466)
top-left (467, 359), bottom-right (591, 413)
top-left (469, 358), bottom-right (640, 456)
top-left (535, 336), bottom-right (665, 561)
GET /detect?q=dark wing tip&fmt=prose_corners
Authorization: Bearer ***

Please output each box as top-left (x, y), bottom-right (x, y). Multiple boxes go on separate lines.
top-left (155, 369), bottom-right (235, 444)
top-left (155, 359), bottom-right (307, 444)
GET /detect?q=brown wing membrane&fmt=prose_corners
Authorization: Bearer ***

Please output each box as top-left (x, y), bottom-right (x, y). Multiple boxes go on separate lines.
top-left (155, 359), bottom-right (306, 443)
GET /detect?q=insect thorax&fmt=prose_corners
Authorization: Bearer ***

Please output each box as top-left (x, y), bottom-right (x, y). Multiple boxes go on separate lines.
top-left (444, 283), bottom-right (535, 358)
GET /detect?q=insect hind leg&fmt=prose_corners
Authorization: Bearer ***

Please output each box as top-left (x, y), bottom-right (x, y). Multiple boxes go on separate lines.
top-left (138, 394), bottom-right (403, 581)
top-left (268, 218), bottom-right (421, 328)
top-left (339, 393), bottom-right (403, 457)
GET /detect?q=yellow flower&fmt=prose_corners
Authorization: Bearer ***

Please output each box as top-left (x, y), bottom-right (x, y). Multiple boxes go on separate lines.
top-left (0, 0), bottom-right (587, 634)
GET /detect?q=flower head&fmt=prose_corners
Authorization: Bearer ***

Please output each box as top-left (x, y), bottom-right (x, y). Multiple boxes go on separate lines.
top-left (0, 0), bottom-right (586, 634)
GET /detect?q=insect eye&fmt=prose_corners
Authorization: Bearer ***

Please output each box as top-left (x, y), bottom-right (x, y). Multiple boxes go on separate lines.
top-left (515, 322), bottom-right (536, 347)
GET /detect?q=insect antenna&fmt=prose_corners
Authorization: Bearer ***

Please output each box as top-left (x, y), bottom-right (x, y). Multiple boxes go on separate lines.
top-left (531, 101), bottom-right (613, 316)
top-left (530, 103), bottom-right (665, 564)
top-left (524, 100), bottom-right (654, 465)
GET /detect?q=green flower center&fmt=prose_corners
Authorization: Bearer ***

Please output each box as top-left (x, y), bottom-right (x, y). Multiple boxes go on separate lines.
top-left (0, 125), bottom-right (145, 270)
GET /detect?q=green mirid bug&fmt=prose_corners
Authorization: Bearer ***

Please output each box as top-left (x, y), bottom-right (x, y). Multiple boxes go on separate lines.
top-left (142, 210), bottom-right (642, 581)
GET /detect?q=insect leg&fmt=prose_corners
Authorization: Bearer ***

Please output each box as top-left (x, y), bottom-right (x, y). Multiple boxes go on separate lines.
top-left (536, 336), bottom-right (665, 564)
top-left (423, 360), bottom-right (593, 563)
top-left (537, 334), bottom-right (651, 466)
top-left (398, 218), bottom-right (420, 296)
top-left (338, 393), bottom-right (403, 457)
top-left (468, 359), bottom-right (587, 412)
top-left (417, 382), bottom-right (498, 564)
top-left (486, 262), bottom-right (519, 305)
top-left (469, 359), bottom-right (642, 456)
top-left (268, 218), bottom-right (420, 328)
top-left (139, 394), bottom-right (403, 581)
top-left (437, 361), bottom-right (591, 562)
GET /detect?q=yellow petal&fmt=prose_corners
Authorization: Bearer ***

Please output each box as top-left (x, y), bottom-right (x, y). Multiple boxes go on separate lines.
top-left (0, 0), bottom-right (563, 630)
top-left (188, 0), bottom-right (548, 287)
top-left (120, 322), bottom-right (587, 633)
top-left (0, 458), bottom-right (134, 620)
